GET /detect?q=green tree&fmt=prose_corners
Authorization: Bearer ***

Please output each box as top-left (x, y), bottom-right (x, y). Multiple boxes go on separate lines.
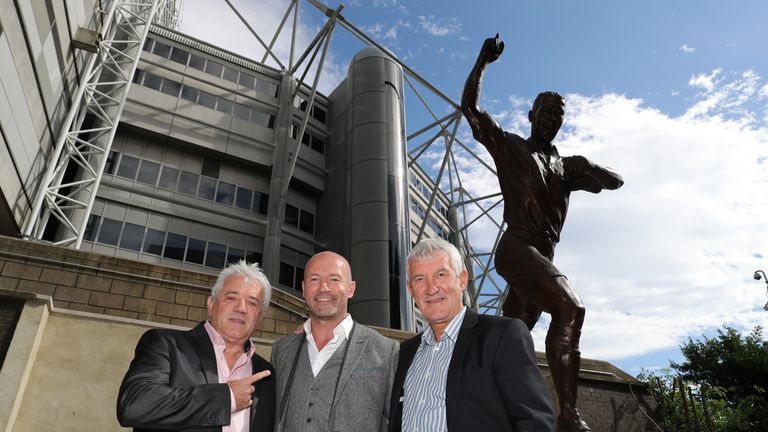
top-left (641, 326), bottom-right (768, 432)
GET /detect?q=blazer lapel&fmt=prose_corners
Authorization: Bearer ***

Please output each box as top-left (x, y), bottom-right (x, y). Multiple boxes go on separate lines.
top-left (445, 310), bottom-right (479, 429)
top-left (189, 322), bottom-right (218, 385)
top-left (330, 322), bottom-right (368, 409)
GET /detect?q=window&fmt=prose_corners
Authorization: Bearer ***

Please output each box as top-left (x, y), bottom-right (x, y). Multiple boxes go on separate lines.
top-left (186, 238), bottom-right (206, 264)
top-left (104, 151), bottom-right (118, 175)
top-left (226, 247), bottom-right (245, 265)
top-left (245, 251), bottom-right (263, 265)
top-left (120, 222), bottom-right (145, 251)
top-left (178, 171), bottom-right (199, 196)
top-left (188, 54), bottom-right (205, 71)
top-left (201, 157), bottom-right (220, 178)
top-left (239, 72), bottom-right (255, 88)
top-left (163, 232), bottom-right (187, 261)
top-left (204, 60), bottom-right (223, 77)
top-left (83, 214), bottom-right (100, 241)
top-left (285, 204), bottom-right (299, 227)
top-left (98, 218), bottom-right (121, 245)
top-left (197, 177), bottom-right (216, 201)
top-left (235, 186), bottom-right (252, 210)
top-left (143, 229), bottom-right (165, 255)
top-left (158, 166), bottom-right (179, 191)
top-left (253, 192), bottom-right (269, 215)
top-left (169, 47), bottom-right (189, 65)
top-left (117, 155), bottom-right (140, 180)
top-left (143, 72), bottom-right (162, 91)
top-left (222, 66), bottom-right (238, 82)
top-left (142, 38), bottom-right (154, 52)
top-left (215, 98), bottom-right (233, 115)
top-left (216, 182), bottom-right (236, 206)
top-left (136, 160), bottom-right (160, 186)
top-left (151, 41), bottom-right (171, 58)
top-left (233, 103), bottom-right (250, 121)
top-left (180, 85), bottom-right (198, 102)
top-left (279, 262), bottom-right (294, 287)
top-left (160, 79), bottom-right (181, 97)
top-left (205, 242), bottom-right (226, 268)
top-left (299, 210), bottom-right (314, 234)
top-left (197, 91), bottom-right (216, 109)
top-left (312, 106), bottom-right (327, 123)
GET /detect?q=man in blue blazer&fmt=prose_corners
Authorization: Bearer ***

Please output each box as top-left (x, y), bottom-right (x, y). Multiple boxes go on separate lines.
top-left (388, 239), bottom-right (555, 432)
top-left (117, 261), bottom-right (275, 432)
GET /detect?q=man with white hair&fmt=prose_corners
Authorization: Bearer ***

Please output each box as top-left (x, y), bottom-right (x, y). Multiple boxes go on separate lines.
top-left (388, 238), bottom-right (555, 432)
top-left (118, 260), bottom-right (275, 432)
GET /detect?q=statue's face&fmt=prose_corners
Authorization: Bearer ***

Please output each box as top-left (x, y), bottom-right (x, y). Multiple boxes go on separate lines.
top-left (530, 96), bottom-right (564, 143)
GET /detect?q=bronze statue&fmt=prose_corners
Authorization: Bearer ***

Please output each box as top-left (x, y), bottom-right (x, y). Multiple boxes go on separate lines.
top-left (461, 34), bottom-right (624, 432)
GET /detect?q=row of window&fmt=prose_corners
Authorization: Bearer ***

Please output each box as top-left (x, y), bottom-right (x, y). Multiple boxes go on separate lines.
top-left (144, 36), bottom-right (279, 98)
top-left (410, 172), bottom-right (450, 219)
top-left (290, 123), bottom-right (325, 154)
top-left (293, 95), bottom-right (328, 124)
top-left (84, 214), bottom-right (306, 291)
top-left (410, 197), bottom-right (451, 240)
top-left (106, 151), bottom-right (270, 216)
top-left (133, 69), bottom-right (276, 129)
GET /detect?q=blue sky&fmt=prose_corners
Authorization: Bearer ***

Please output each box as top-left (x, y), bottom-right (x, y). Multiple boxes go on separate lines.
top-left (181, 0), bottom-right (768, 376)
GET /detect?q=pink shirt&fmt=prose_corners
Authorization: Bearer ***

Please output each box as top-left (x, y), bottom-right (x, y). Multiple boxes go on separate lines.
top-left (204, 321), bottom-right (256, 432)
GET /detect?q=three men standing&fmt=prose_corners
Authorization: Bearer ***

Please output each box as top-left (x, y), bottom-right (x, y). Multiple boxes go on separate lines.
top-left (272, 251), bottom-right (399, 432)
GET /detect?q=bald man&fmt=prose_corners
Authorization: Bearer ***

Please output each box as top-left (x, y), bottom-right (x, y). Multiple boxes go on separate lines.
top-left (271, 251), bottom-right (399, 432)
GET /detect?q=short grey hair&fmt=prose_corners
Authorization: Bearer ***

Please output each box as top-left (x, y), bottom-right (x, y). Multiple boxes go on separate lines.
top-left (407, 238), bottom-right (464, 278)
top-left (211, 260), bottom-right (272, 316)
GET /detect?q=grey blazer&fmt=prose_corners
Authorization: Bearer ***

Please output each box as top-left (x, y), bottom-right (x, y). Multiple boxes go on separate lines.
top-left (271, 322), bottom-right (398, 432)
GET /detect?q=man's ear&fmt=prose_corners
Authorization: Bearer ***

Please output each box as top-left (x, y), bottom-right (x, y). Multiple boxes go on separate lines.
top-left (347, 281), bottom-right (356, 298)
top-left (206, 296), bottom-right (213, 315)
top-left (528, 109), bottom-right (534, 123)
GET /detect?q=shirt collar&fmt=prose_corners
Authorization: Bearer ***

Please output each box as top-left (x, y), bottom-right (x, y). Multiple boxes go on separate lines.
top-left (304, 313), bottom-right (354, 342)
top-left (204, 321), bottom-right (253, 353)
top-left (421, 306), bottom-right (467, 345)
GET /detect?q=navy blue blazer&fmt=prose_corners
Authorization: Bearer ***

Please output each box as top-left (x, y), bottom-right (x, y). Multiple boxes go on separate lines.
top-left (117, 322), bottom-right (275, 432)
top-left (388, 310), bottom-right (555, 431)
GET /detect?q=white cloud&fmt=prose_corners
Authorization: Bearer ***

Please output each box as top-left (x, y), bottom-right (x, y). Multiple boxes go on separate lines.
top-left (680, 43), bottom-right (696, 53)
top-left (455, 71), bottom-right (768, 361)
top-left (417, 15), bottom-right (461, 36)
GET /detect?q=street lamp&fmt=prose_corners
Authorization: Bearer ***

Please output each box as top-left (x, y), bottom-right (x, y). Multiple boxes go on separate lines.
top-left (754, 270), bottom-right (768, 311)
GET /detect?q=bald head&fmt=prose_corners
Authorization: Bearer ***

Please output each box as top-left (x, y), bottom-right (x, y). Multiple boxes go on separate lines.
top-left (302, 251), bottom-right (356, 323)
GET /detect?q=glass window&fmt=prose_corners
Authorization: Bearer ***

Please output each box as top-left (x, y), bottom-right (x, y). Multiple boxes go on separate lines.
top-left (163, 232), bottom-right (187, 261)
top-left (235, 186), bottom-right (252, 210)
top-left (104, 151), bottom-right (118, 175)
top-left (169, 47), bottom-right (189, 65)
top-left (201, 157), bottom-right (220, 178)
top-left (178, 171), bottom-right (199, 195)
top-left (299, 210), bottom-right (314, 234)
top-left (215, 98), bottom-right (233, 114)
top-left (143, 229), bottom-right (165, 255)
top-left (204, 60), bottom-right (223, 77)
top-left (294, 267), bottom-right (304, 291)
top-left (233, 103), bottom-right (250, 121)
top-left (98, 218), bottom-right (122, 246)
top-left (136, 159), bottom-right (161, 186)
top-left (312, 106), bottom-right (327, 123)
top-left (151, 40), bottom-right (171, 58)
top-left (197, 91), bottom-right (216, 109)
top-left (186, 238), bottom-right (205, 264)
top-left (205, 242), bottom-right (226, 268)
top-left (161, 79), bottom-right (181, 97)
top-left (132, 70), bottom-right (144, 84)
top-left (197, 176), bottom-right (216, 201)
top-left (256, 79), bottom-right (278, 97)
top-left (285, 204), bottom-right (299, 227)
top-left (116, 154), bottom-right (140, 180)
top-left (215, 181), bottom-right (236, 206)
top-left (251, 110), bottom-right (270, 128)
top-left (311, 137), bottom-right (325, 154)
top-left (158, 166), bottom-right (179, 191)
top-left (267, 115), bottom-right (275, 129)
top-left (226, 247), bottom-right (244, 265)
top-left (120, 222), bottom-right (145, 251)
top-left (142, 38), bottom-right (154, 52)
top-left (188, 54), bottom-right (205, 71)
top-left (83, 214), bottom-right (100, 242)
top-left (180, 85), bottom-right (198, 103)
top-left (245, 251), bottom-right (263, 265)
top-left (222, 66), bottom-right (238, 82)
top-left (279, 262), bottom-right (294, 287)
top-left (301, 132), bottom-right (310, 146)
top-left (239, 72), bottom-right (255, 88)
top-left (143, 72), bottom-right (162, 91)
top-left (253, 192), bottom-right (269, 215)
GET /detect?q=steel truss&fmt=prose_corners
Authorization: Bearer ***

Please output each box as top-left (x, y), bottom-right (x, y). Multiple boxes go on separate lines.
top-left (23, 0), bottom-right (168, 248)
top-left (249, 0), bottom-right (510, 315)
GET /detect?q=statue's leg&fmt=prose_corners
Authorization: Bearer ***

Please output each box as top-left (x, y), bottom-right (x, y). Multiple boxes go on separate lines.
top-left (541, 276), bottom-right (590, 432)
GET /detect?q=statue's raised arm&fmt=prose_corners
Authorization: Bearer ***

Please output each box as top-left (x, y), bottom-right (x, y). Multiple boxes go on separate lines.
top-left (461, 34), bottom-right (506, 149)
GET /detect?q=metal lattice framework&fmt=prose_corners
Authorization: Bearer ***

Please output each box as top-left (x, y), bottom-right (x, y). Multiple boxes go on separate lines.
top-left (23, 0), bottom-right (169, 248)
top-left (248, 0), bottom-right (510, 315)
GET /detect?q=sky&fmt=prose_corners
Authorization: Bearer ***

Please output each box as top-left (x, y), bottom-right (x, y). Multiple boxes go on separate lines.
top-left (178, 0), bottom-right (768, 376)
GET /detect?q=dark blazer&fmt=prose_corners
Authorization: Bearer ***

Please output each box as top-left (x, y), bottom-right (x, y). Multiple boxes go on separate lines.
top-left (117, 322), bottom-right (275, 432)
top-left (388, 310), bottom-right (555, 432)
